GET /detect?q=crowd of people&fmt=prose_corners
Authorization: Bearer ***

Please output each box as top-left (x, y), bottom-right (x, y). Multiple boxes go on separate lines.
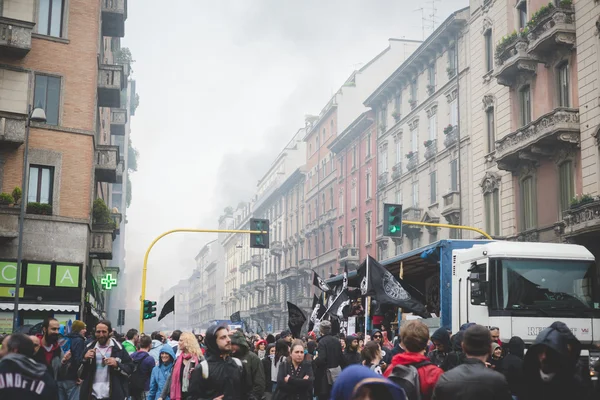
top-left (0, 316), bottom-right (597, 400)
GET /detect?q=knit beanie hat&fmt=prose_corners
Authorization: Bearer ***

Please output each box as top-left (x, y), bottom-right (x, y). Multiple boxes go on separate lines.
top-left (71, 320), bottom-right (86, 333)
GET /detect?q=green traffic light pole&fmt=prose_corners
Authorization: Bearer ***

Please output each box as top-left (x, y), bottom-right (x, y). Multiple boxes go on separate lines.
top-left (140, 227), bottom-right (267, 332)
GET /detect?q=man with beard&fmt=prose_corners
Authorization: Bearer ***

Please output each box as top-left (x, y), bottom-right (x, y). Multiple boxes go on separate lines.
top-left (0, 333), bottom-right (58, 400)
top-left (370, 329), bottom-right (390, 368)
top-left (188, 323), bottom-right (246, 400)
top-left (79, 320), bottom-right (133, 400)
top-left (33, 317), bottom-right (69, 380)
top-left (343, 335), bottom-right (361, 366)
top-left (230, 330), bottom-right (265, 400)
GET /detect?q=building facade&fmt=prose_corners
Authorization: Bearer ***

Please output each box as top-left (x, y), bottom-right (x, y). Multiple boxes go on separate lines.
top-left (0, 0), bottom-right (128, 330)
top-left (190, 239), bottom-right (223, 330)
top-left (159, 278), bottom-right (190, 331)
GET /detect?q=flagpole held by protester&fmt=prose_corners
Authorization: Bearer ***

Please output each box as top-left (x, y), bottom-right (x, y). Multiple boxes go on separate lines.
top-left (364, 255), bottom-right (370, 338)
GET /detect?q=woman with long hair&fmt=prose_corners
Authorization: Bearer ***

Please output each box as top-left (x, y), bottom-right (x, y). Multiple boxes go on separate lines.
top-left (361, 341), bottom-right (383, 374)
top-left (159, 332), bottom-right (203, 400)
top-left (271, 339), bottom-right (290, 393)
top-left (275, 340), bottom-right (314, 400)
top-left (255, 339), bottom-right (267, 360)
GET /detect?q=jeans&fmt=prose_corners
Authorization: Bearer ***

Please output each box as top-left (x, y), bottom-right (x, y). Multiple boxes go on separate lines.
top-left (57, 380), bottom-right (80, 400)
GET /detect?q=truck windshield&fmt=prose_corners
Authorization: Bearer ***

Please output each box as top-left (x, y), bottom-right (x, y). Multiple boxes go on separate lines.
top-left (498, 259), bottom-right (599, 311)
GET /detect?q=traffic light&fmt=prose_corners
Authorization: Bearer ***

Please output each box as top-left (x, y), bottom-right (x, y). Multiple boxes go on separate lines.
top-left (143, 300), bottom-right (157, 320)
top-left (250, 218), bottom-right (270, 249)
top-left (383, 203), bottom-right (403, 237)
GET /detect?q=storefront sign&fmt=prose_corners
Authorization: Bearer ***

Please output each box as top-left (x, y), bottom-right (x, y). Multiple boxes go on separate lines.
top-left (56, 265), bottom-right (80, 288)
top-left (26, 264), bottom-right (51, 286)
top-left (0, 261), bottom-right (16, 284)
top-left (101, 273), bottom-right (117, 290)
top-left (0, 287), bottom-right (23, 298)
top-left (0, 261), bottom-right (80, 287)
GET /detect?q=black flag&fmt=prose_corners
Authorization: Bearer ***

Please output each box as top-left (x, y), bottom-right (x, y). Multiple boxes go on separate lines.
top-left (230, 311), bottom-right (241, 323)
top-left (324, 290), bottom-right (351, 320)
top-left (287, 302), bottom-right (307, 338)
top-left (308, 294), bottom-right (326, 332)
top-left (358, 256), bottom-right (429, 318)
top-left (342, 261), bottom-right (348, 292)
top-left (158, 296), bottom-right (175, 322)
top-left (313, 271), bottom-right (332, 293)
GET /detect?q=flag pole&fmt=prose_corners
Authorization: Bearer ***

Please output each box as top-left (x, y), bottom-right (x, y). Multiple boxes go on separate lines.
top-left (364, 256), bottom-right (370, 339)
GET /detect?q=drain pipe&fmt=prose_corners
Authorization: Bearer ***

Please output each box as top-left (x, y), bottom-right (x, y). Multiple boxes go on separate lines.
top-left (455, 32), bottom-right (464, 236)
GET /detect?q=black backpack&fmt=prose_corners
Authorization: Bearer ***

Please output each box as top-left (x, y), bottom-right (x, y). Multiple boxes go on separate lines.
top-left (129, 352), bottom-right (151, 395)
top-left (388, 360), bottom-right (431, 400)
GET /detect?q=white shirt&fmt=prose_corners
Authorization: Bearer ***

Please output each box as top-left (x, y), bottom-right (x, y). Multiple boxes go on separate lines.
top-left (92, 342), bottom-right (113, 399)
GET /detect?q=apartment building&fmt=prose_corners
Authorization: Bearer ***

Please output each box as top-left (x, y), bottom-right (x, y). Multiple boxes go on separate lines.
top-left (0, 0), bottom-right (127, 329)
top-left (188, 239), bottom-right (223, 330)
top-left (158, 278), bottom-right (190, 331)
top-left (365, 9), bottom-right (470, 259)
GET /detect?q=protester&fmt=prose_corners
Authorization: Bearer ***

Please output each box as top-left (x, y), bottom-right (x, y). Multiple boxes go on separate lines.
top-left (305, 341), bottom-right (317, 363)
top-left (255, 339), bottom-right (267, 360)
top-left (79, 320), bottom-right (134, 400)
top-left (432, 324), bottom-right (511, 400)
top-left (149, 331), bottom-right (165, 363)
top-left (262, 343), bottom-right (276, 400)
top-left (33, 317), bottom-right (69, 381)
top-left (0, 333), bottom-right (59, 400)
top-left (148, 344), bottom-right (175, 400)
top-left (343, 334), bottom-right (361, 366)
top-left (313, 320), bottom-right (346, 400)
top-left (274, 340), bottom-right (314, 400)
top-left (160, 332), bottom-right (202, 400)
top-left (490, 327), bottom-right (502, 346)
top-left (169, 330), bottom-right (182, 356)
top-left (130, 335), bottom-right (156, 400)
top-left (123, 328), bottom-right (139, 355)
top-left (427, 327), bottom-right (454, 370)
top-left (57, 320), bottom-right (86, 400)
top-left (231, 330), bottom-right (265, 400)
top-left (370, 329), bottom-right (391, 367)
top-left (271, 339), bottom-right (290, 393)
top-left (500, 336), bottom-right (525, 398)
top-left (489, 342), bottom-right (503, 370)
top-left (361, 341), bottom-right (383, 374)
top-left (330, 364), bottom-right (406, 400)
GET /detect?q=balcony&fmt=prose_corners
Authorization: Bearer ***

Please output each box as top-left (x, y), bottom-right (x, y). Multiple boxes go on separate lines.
top-left (0, 206), bottom-right (18, 241)
top-left (305, 220), bottom-right (318, 233)
top-left (110, 109), bottom-right (127, 136)
top-left (406, 152), bottom-right (418, 172)
top-left (298, 259), bottom-right (311, 272)
top-left (95, 145), bottom-right (119, 183)
top-left (563, 198), bottom-right (600, 238)
top-left (338, 246), bottom-right (360, 269)
top-left (98, 64), bottom-right (125, 108)
top-left (0, 113), bottom-right (26, 148)
top-left (233, 288), bottom-right (242, 300)
top-left (101, 0), bottom-right (127, 38)
top-left (442, 191), bottom-right (461, 225)
top-left (0, 17), bottom-right (34, 57)
top-left (391, 163), bottom-right (402, 180)
top-left (280, 267), bottom-right (298, 283)
top-left (270, 241), bottom-right (283, 257)
top-left (239, 283), bottom-right (248, 295)
top-left (254, 278), bottom-right (265, 292)
top-left (251, 254), bottom-right (262, 267)
top-left (494, 38), bottom-right (536, 87)
top-left (424, 139), bottom-right (437, 161)
top-left (265, 272), bottom-right (277, 287)
top-left (240, 261), bottom-right (251, 273)
top-left (296, 296), bottom-right (312, 309)
top-left (377, 173), bottom-right (388, 191)
top-left (443, 126), bottom-right (458, 149)
top-left (495, 108), bottom-right (579, 171)
top-left (402, 206), bottom-right (423, 239)
top-left (526, 4), bottom-right (575, 63)
top-left (90, 228), bottom-right (114, 260)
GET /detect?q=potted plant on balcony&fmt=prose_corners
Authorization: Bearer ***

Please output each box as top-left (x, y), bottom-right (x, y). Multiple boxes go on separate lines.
top-left (11, 187), bottom-right (21, 205)
top-left (405, 151), bottom-right (416, 159)
top-left (408, 99), bottom-right (417, 109)
top-left (392, 111), bottom-right (401, 122)
top-left (92, 198), bottom-right (116, 229)
top-left (26, 202), bottom-right (52, 215)
top-left (570, 194), bottom-right (596, 209)
top-left (423, 140), bottom-right (434, 148)
top-left (443, 124), bottom-right (455, 135)
top-left (0, 193), bottom-right (14, 206)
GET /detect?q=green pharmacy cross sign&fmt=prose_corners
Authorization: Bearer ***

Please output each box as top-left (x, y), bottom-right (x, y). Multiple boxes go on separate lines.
top-left (101, 274), bottom-right (117, 290)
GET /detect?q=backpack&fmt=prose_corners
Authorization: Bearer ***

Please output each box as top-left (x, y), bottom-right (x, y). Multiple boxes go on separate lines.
top-left (388, 360), bottom-right (431, 400)
top-left (129, 352), bottom-right (151, 394)
top-left (198, 357), bottom-right (243, 379)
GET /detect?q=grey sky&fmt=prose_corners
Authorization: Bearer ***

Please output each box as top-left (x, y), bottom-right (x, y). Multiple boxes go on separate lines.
top-left (122, 0), bottom-right (467, 305)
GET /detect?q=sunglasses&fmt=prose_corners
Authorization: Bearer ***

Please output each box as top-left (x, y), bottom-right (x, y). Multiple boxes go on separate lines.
top-left (373, 335), bottom-right (382, 338)
top-left (489, 327), bottom-right (499, 331)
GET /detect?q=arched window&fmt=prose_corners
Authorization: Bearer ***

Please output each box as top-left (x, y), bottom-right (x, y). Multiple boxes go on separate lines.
top-left (484, 29), bottom-right (493, 73)
top-left (520, 176), bottom-right (536, 230)
top-left (558, 160), bottom-right (574, 214)
top-left (557, 62), bottom-right (570, 107)
top-left (519, 85), bottom-right (531, 126)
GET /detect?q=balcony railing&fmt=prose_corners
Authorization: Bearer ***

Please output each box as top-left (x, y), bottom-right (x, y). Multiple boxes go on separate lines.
top-left (442, 191), bottom-right (461, 225)
top-left (0, 113), bottom-right (26, 148)
top-left (495, 108), bottom-right (579, 171)
top-left (280, 267), bottom-right (298, 282)
top-left (101, 0), bottom-right (127, 38)
top-left (563, 198), bottom-right (600, 238)
top-left (270, 241), bottom-right (283, 257)
top-left (254, 278), bottom-right (265, 292)
top-left (494, 37), bottom-right (536, 87)
top-left (391, 163), bottom-right (402, 180)
top-left (377, 173), bottom-right (388, 191)
top-left (251, 254), bottom-right (262, 267)
top-left (424, 140), bottom-right (437, 161)
top-left (406, 152), bottom-right (419, 172)
top-left (526, 4), bottom-right (575, 62)
top-left (298, 259), bottom-right (311, 272)
top-left (443, 126), bottom-right (458, 148)
top-left (90, 229), bottom-right (114, 260)
top-left (265, 272), bottom-right (277, 287)
top-left (338, 246), bottom-right (360, 269)
top-left (110, 109), bottom-right (127, 136)
top-left (98, 64), bottom-right (125, 108)
top-left (0, 17), bottom-right (34, 57)
top-left (95, 145), bottom-right (119, 183)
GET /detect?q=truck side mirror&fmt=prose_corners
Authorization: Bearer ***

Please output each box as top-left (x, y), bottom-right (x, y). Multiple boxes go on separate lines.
top-left (471, 280), bottom-right (489, 306)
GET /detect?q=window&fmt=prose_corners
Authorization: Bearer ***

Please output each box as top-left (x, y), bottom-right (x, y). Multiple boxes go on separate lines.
top-left (410, 79), bottom-right (417, 101)
top-left (395, 189), bottom-right (402, 204)
top-left (486, 107), bottom-right (495, 153)
top-left (559, 161), bottom-right (574, 214)
top-left (448, 46), bottom-right (456, 72)
top-left (394, 92), bottom-right (401, 112)
top-left (330, 120), bottom-right (334, 136)
top-left (329, 187), bottom-right (334, 210)
top-left (484, 30), bottom-right (493, 73)
top-left (366, 133), bottom-right (372, 158)
top-left (517, 1), bottom-right (528, 29)
top-left (428, 64), bottom-right (436, 88)
top-left (352, 224), bottom-right (357, 247)
top-left (412, 182), bottom-right (419, 206)
top-left (379, 147), bottom-right (388, 173)
top-left (395, 140), bottom-right (402, 164)
top-left (428, 114), bottom-right (437, 141)
top-left (321, 232), bottom-right (325, 255)
top-left (352, 183), bottom-right (357, 209)
top-left (339, 156), bottom-right (344, 176)
top-left (37, 0), bottom-right (64, 37)
top-left (430, 171), bottom-right (437, 204)
top-left (519, 85), bottom-right (532, 126)
top-left (28, 165), bottom-right (54, 204)
top-left (352, 147), bottom-right (357, 169)
top-left (380, 105), bottom-right (388, 132)
top-left (329, 226), bottom-right (334, 249)
top-left (308, 204), bottom-right (311, 223)
top-left (558, 63), bottom-right (570, 107)
top-left (450, 99), bottom-right (458, 126)
top-left (339, 230), bottom-right (344, 247)
top-left (450, 159), bottom-right (458, 191)
top-left (34, 75), bottom-right (61, 126)
top-left (366, 173), bottom-right (372, 199)
top-left (321, 193), bottom-right (326, 214)
top-left (484, 189), bottom-right (500, 236)
top-left (366, 215), bottom-right (372, 243)
top-left (339, 192), bottom-right (344, 212)
top-left (411, 128), bottom-right (418, 152)
top-left (520, 176), bottom-right (537, 230)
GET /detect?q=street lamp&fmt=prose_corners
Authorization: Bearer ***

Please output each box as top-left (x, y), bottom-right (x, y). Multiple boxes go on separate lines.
top-left (12, 105), bottom-right (47, 331)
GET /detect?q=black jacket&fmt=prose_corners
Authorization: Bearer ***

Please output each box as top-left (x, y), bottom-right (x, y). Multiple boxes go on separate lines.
top-left (188, 323), bottom-right (245, 400)
top-left (78, 338), bottom-right (134, 400)
top-left (312, 334), bottom-right (346, 397)
top-left (262, 356), bottom-right (273, 393)
top-left (232, 341), bottom-right (265, 400)
top-left (498, 336), bottom-right (525, 397)
top-left (60, 332), bottom-right (86, 381)
top-left (521, 325), bottom-right (591, 400)
top-left (343, 348), bottom-right (361, 367)
top-left (0, 353), bottom-right (58, 400)
top-left (276, 360), bottom-right (314, 400)
top-left (432, 358), bottom-right (512, 400)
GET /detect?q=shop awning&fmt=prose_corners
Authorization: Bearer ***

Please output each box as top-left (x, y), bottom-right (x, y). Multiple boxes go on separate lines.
top-left (0, 303), bottom-right (79, 312)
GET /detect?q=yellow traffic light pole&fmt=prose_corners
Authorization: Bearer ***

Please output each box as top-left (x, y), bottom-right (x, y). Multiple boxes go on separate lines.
top-left (139, 228), bottom-right (266, 332)
top-left (402, 220), bottom-right (493, 239)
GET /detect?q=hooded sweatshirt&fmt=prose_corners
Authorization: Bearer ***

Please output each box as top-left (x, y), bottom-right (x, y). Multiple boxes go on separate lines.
top-left (427, 327), bottom-right (451, 368)
top-left (384, 351), bottom-right (444, 400)
top-left (0, 352), bottom-right (58, 400)
top-left (231, 331), bottom-right (265, 400)
top-left (131, 349), bottom-right (157, 391)
top-left (331, 364), bottom-right (406, 400)
top-left (148, 345), bottom-right (175, 400)
top-left (371, 329), bottom-right (391, 364)
top-left (343, 335), bottom-right (361, 366)
top-left (500, 336), bottom-right (525, 397)
top-left (149, 339), bottom-right (164, 363)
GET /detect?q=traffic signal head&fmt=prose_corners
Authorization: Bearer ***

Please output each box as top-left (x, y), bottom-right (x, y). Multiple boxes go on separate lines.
top-left (143, 299), bottom-right (157, 320)
top-left (250, 218), bottom-right (270, 249)
top-left (383, 203), bottom-right (403, 237)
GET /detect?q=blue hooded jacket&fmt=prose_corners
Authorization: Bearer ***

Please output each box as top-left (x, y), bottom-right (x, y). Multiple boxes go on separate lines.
top-left (148, 344), bottom-right (176, 400)
top-left (330, 365), bottom-right (406, 400)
